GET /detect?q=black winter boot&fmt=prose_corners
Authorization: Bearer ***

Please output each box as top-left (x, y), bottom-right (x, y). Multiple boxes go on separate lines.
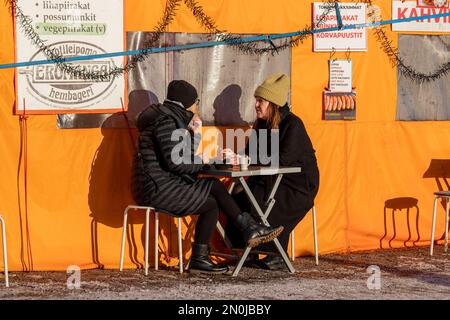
top-left (235, 212), bottom-right (284, 248)
top-left (188, 243), bottom-right (229, 274)
top-left (259, 255), bottom-right (285, 270)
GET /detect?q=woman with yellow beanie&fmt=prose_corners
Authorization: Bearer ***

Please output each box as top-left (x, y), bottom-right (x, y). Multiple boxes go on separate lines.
top-left (226, 73), bottom-right (320, 270)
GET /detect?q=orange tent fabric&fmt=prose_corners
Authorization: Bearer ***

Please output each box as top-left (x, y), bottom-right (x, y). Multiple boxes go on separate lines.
top-left (1, 0), bottom-right (449, 271)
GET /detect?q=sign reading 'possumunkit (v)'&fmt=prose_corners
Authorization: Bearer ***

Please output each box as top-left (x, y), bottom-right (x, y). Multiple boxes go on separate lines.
top-left (15, 0), bottom-right (125, 114)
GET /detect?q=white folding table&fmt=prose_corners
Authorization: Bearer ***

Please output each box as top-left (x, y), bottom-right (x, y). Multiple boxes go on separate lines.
top-left (200, 165), bottom-right (302, 276)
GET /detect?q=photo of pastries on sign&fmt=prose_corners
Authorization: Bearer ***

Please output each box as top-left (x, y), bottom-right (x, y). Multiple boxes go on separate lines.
top-left (417, 0), bottom-right (449, 8)
top-left (324, 94), bottom-right (355, 111)
top-left (323, 90), bottom-right (356, 121)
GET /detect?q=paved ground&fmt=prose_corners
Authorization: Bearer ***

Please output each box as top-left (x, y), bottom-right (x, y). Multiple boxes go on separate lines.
top-left (0, 246), bottom-right (448, 300)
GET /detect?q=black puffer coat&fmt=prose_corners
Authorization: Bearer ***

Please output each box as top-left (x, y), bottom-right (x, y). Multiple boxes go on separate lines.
top-left (131, 101), bottom-right (212, 216)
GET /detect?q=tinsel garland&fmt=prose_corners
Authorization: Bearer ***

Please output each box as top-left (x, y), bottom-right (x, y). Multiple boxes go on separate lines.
top-left (186, 0), bottom-right (450, 82)
top-left (6, 0), bottom-right (181, 81)
top-left (8, 0), bottom-right (450, 83)
top-left (183, 0), bottom-right (337, 55)
top-left (362, 0), bottom-right (450, 83)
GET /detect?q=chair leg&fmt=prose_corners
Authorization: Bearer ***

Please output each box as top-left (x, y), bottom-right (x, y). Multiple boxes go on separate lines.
top-left (290, 230), bottom-right (295, 262)
top-left (430, 196), bottom-right (439, 256)
top-left (145, 209), bottom-right (150, 276)
top-left (1, 215), bottom-right (8, 287)
top-left (154, 211), bottom-right (159, 271)
top-left (119, 208), bottom-right (129, 272)
top-left (312, 206), bottom-right (319, 266)
top-left (177, 217), bottom-right (183, 274)
top-left (445, 198), bottom-right (449, 253)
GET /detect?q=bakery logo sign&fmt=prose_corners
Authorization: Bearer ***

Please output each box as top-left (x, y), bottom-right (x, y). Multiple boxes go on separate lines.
top-left (19, 41), bottom-right (116, 106)
top-left (393, 0), bottom-right (450, 32)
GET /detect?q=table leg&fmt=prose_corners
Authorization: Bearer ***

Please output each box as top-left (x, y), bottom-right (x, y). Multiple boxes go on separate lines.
top-left (231, 247), bottom-right (252, 277)
top-left (234, 175), bottom-right (295, 275)
top-left (265, 174), bottom-right (284, 208)
top-left (228, 181), bottom-right (236, 194)
top-left (271, 238), bottom-right (296, 273)
top-left (215, 179), bottom-right (237, 249)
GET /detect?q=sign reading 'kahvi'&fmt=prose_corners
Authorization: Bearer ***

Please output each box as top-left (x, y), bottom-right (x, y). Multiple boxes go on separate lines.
top-left (15, 0), bottom-right (124, 114)
top-left (392, 0), bottom-right (450, 33)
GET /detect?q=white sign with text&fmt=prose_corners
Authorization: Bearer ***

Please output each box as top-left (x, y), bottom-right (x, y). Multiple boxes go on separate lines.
top-left (15, 0), bottom-right (124, 114)
top-left (313, 2), bottom-right (367, 52)
top-left (329, 59), bottom-right (352, 93)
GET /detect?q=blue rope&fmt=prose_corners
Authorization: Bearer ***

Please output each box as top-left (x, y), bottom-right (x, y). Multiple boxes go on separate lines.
top-left (1, 11), bottom-right (449, 70)
top-left (335, 2), bottom-right (344, 30)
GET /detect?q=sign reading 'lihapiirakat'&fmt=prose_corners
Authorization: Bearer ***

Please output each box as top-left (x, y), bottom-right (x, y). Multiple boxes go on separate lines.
top-left (313, 2), bottom-right (367, 52)
top-left (392, 0), bottom-right (450, 33)
top-left (15, 0), bottom-right (124, 114)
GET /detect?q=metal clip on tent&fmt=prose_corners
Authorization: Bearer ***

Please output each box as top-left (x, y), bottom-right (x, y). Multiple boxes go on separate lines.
top-left (345, 47), bottom-right (351, 62)
top-left (329, 47), bottom-right (337, 61)
top-left (335, 2), bottom-right (343, 30)
top-left (264, 35), bottom-right (278, 51)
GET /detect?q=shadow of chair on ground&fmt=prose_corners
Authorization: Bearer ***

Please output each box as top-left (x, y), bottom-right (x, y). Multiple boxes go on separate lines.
top-left (380, 197), bottom-right (420, 249)
top-left (318, 255), bottom-right (450, 288)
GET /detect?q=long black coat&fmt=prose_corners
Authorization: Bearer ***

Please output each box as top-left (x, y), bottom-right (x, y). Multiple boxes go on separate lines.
top-left (131, 101), bottom-right (212, 216)
top-left (234, 104), bottom-right (320, 251)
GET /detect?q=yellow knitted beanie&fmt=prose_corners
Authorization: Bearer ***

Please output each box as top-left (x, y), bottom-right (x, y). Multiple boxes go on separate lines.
top-left (254, 73), bottom-right (289, 107)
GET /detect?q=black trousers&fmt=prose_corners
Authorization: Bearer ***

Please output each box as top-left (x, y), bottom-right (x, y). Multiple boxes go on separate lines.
top-left (193, 180), bottom-right (241, 244)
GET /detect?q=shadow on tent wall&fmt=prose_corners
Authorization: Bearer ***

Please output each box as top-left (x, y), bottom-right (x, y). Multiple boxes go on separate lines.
top-left (88, 90), bottom-right (154, 269)
top-left (380, 197), bottom-right (420, 249)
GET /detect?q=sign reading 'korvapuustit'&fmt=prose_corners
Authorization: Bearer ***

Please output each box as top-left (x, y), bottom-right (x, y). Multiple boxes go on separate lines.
top-left (15, 0), bottom-right (124, 114)
top-left (313, 2), bottom-right (367, 52)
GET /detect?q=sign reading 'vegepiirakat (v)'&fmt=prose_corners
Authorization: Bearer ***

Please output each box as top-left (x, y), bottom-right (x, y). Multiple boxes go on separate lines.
top-left (392, 0), bottom-right (450, 33)
top-left (15, 0), bottom-right (124, 114)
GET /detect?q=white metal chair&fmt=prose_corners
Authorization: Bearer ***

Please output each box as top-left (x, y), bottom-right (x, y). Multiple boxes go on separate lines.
top-left (290, 206), bottom-right (319, 265)
top-left (119, 205), bottom-right (184, 275)
top-left (430, 191), bottom-right (450, 256)
top-left (0, 214), bottom-right (9, 287)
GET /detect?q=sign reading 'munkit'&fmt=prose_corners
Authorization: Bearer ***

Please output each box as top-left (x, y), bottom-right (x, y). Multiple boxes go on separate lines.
top-left (15, 0), bottom-right (124, 114)
top-left (392, 0), bottom-right (450, 32)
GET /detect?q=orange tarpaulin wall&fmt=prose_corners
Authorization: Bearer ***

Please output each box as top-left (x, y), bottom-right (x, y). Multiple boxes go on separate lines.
top-left (1, 0), bottom-right (449, 271)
